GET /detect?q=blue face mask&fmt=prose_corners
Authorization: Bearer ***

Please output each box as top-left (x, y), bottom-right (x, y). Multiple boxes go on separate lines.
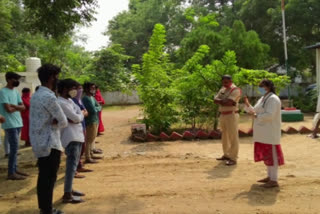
top-left (258, 87), bottom-right (267, 95)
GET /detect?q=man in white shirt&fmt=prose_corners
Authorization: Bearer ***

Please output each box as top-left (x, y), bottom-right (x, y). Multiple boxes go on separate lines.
top-left (310, 93), bottom-right (320, 138)
top-left (57, 79), bottom-right (87, 203)
top-left (30, 64), bottom-right (68, 214)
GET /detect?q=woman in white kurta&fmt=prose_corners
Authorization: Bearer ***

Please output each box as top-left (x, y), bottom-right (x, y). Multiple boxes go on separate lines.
top-left (244, 79), bottom-right (284, 188)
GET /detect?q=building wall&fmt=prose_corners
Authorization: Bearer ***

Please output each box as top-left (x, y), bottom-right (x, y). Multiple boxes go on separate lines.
top-left (101, 91), bottom-right (141, 105)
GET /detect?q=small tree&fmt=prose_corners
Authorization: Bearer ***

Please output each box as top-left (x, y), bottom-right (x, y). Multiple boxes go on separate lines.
top-left (133, 24), bottom-right (177, 134)
top-left (175, 47), bottom-right (240, 130)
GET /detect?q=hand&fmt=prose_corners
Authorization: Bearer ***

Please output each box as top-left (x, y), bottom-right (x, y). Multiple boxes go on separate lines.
top-left (244, 96), bottom-right (250, 107)
top-left (82, 110), bottom-right (88, 117)
top-left (0, 116), bottom-right (5, 123)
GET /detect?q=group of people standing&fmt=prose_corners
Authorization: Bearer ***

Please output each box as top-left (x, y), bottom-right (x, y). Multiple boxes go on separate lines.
top-left (215, 75), bottom-right (284, 188)
top-left (0, 68), bottom-right (287, 213)
top-left (0, 64), bottom-right (105, 214)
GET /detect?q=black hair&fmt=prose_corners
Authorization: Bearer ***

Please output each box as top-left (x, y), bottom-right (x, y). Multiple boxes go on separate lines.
top-left (57, 79), bottom-right (80, 95)
top-left (22, 88), bottom-right (31, 93)
top-left (5, 72), bottom-right (21, 81)
top-left (83, 82), bottom-right (96, 93)
top-left (222, 75), bottom-right (232, 81)
top-left (259, 79), bottom-right (276, 93)
top-left (37, 64), bottom-right (61, 85)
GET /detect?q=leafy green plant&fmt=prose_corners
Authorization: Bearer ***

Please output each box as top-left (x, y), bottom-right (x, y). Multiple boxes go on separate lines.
top-left (293, 87), bottom-right (317, 113)
top-left (133, 24), bottom-right (177, 134)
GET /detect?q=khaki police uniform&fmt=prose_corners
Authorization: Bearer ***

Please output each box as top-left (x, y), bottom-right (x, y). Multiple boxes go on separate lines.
top-left (215, 84), bottom-right (241, 161)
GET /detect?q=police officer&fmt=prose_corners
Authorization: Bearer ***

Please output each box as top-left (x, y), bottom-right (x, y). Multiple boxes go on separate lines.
top-left (214, 75), bottom-right (241, 166)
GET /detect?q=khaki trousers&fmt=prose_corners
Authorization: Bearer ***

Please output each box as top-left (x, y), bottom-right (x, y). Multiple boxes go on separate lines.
top-left (219, 113), bottom-right (239, 161)
top-left (85, 123), bottom-right (98, 160)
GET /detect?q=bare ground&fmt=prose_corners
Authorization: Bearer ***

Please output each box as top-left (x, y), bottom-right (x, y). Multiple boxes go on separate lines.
top-left (0, 106), bottom-right (320, 214)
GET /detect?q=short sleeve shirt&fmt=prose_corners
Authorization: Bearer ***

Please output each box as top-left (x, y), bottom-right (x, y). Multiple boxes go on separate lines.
top-left (215, 84), bottom-right (241, 112)
top-left (0, 87), bottom-right (23, 129)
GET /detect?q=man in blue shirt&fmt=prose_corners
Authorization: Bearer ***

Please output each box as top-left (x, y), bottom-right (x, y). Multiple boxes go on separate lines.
top-left (0, 72), bottom-right (27, 180)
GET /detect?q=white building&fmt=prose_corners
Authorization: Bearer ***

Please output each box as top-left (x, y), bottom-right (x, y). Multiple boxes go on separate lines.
top-left (0, 57), bottom-right (41, 93)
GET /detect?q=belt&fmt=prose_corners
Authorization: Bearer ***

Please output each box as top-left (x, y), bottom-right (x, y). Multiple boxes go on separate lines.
top-left (220, 110), bottom-right (240, 115)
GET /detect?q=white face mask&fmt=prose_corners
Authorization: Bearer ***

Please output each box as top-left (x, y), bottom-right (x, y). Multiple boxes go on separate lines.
top-left (90, 90), bottom-right (96, 95)
top-left (68, 89), bottom-right (77, 98)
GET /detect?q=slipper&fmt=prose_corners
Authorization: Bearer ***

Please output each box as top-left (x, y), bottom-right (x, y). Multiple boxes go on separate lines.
top-left (92, 149), bottom-right (103, 154)
top-left (62, 195), bottom-right (84, 204)
top-left (74, 173), bottom-right (85, 179)
top-left (72, 190), bottom-right (85, 197)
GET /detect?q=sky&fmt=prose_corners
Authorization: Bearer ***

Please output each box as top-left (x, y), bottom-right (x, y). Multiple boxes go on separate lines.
top-left (76, 0), bottom-right (129, 51)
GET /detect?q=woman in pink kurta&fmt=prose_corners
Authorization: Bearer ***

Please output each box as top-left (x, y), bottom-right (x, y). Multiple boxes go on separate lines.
top-left (21, 88), bottom-right (31, 146)
top-left (94, 88), bottom-right (105, 135)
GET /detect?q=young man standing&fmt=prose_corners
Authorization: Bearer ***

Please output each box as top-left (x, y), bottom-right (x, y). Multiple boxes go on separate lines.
top-left (82, 82), bottom-right (102, 164)
top-left (57, 79), bottom-right (86, 203)
top-left (0, 72), bottom-right (28, 180)
top-left (214, 75), bottom-right (241, 166)
top-left (30, 64), bottom-right (68, 214)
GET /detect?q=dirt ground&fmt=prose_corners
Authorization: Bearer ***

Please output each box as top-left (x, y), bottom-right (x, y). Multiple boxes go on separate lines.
top-left (1, 105), bottom-right (320, 214)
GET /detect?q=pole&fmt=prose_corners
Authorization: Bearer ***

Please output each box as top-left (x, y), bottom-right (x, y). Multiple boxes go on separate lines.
top-left (281, 0), bottom-right (291, 106)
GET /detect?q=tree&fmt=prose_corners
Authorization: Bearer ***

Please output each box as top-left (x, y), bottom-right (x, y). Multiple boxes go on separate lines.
top-left (133, 24), bottom-right (177, 133)
top-left (23, 0), bottom-right (98, 38)
top-left (87, 44), bottom-right (133, 92)
top-left (107, 0), bottom-right (189, 65)
top-left (176, 13), bottom-right (270, 69)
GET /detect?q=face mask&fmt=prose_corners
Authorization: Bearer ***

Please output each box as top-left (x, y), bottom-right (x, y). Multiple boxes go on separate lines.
top-left (76, 88), bottom-right (83, 100)
top-left (223, 82), bottom-right (232, 89)
top-left (13, 80), bottom-right (20, 87)
top-left (258, 87), bottom-right (267, 95)
top-left (90, 90), bottom-right (96, 95)
top-left (68, 89), bottom-right (77, 98)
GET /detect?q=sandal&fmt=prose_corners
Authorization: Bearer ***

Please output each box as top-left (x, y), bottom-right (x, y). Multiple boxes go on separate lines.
top-left (308, 134), bottom-right (319, 139)
top-left (260, 181), bottom-right (279, 188)
top-left (85, 159), bottom-right (99, 164)
top-left (91, 155), bottom-right (103, 160)
top-left (7, 173), bottom-right (26, 180)
top-left (16, 170), bottom-right (29, 177)
top-left (72, 190), bottom-right (85, 197)
top-left (257, 177), bottom-right (270, 183)
top-left (74, 173), bottom-right (85, 179)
